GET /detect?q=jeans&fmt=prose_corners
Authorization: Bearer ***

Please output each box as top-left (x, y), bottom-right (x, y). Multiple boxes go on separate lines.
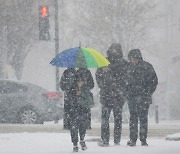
top-left (128, 96), bottom-right (150, 142)
top-left (69, 106), bottom-right (89, 145)
top-left (101, 104), bottom-right (123, 144)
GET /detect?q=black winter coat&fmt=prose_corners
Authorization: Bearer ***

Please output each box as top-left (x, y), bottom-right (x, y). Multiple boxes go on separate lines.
top-left (76, 68), bottom-right (94, 92)
top-left (109, 58), bottom-right (129, 97)
top-left (96, 43), bottom-right (129, 108)
top-left (96, 59), bottom-right (129, 108)
top-left (76, 68), bottom-right (95, 108)
top-left (96, 66), bottom-right (114, 107)
top-left (127, 60), bottom-right (158, 102)
top-left (60, 68), bottom-right (94, 129)
top-left (60, 68), bottom-right (94, 110)
top-left (60, 68), bottom-right (78, 110)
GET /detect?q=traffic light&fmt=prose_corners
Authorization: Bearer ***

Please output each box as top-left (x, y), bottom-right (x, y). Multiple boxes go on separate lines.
top-left (39, 5), bottom-right (50, 40)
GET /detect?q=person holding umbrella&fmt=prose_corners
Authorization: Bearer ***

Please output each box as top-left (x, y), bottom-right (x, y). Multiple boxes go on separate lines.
top-left (50, 46), bottom-right (109, 152)
top-left (60, 68), bottom-right (77, 130)
top-left (60, 68), bottom-right (94, 152)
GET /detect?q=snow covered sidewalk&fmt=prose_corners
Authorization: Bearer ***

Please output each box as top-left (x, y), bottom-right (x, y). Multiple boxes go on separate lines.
top-left (166, 133), bottom-right (180, 141)
top-left (0, 133), bottom-right (180, 154)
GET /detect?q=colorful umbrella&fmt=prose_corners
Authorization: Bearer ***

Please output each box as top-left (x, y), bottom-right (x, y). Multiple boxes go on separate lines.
top-left (50, 47), bottom-right (110, 68)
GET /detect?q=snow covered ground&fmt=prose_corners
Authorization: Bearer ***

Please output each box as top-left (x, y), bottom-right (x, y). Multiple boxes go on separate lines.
top-left (0, 132), bottom-right (180, 154)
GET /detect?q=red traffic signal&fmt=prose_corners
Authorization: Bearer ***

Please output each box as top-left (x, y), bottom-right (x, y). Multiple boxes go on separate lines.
top-left (39, 5), bottom-right (49, 17)
top-left (39, 5), bottom-right (50, 40)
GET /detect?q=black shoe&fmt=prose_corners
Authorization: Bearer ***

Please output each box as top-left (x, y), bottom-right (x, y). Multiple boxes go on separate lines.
top-left (141, 141), bottom-right (148, 146)
top-left (127, 140), bottom-right (136, 146)
top-left (114, 142), bottom-right (120, 145)
top-left (98, 141), bottom-right (109, 147)
top-left (73, 146), bottom-right (78, 152)
top-left (80, 141), bottom-right (87, 150)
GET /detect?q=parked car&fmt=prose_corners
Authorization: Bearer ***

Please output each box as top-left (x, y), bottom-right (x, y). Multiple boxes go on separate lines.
top-left (0, 79), bottom-right (63, 124)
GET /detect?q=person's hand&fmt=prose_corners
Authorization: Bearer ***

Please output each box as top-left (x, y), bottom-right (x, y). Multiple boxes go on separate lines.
top-left (77, 80), bottom-right (83, 95)
top-left (77, 81), bottom-right (83, 88)
top-left (76, 91), bottom-right (81, 96)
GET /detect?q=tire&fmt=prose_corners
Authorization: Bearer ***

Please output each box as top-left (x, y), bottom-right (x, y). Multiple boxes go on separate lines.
top-left (19, 107), bottom-right (43, 124)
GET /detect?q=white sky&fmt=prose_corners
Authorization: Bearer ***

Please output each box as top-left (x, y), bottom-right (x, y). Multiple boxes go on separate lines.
top-left (0, 132), bottom-right (180, 154)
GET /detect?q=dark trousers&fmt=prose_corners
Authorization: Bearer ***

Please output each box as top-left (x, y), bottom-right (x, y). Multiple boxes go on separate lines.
top-left (101, 104), bottom-right (123, 144)
top-left (69, 106), bottom-right (89, 145)
top-left (128, 96), bottom-right (150, 142)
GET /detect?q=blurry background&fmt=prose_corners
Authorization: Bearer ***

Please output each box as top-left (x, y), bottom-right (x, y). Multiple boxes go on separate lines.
top-left (0, 0), bottom-right (180, 120)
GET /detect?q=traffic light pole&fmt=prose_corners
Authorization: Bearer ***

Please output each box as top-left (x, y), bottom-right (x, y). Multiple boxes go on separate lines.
top-left (54, 0), bottom-right (60, 91)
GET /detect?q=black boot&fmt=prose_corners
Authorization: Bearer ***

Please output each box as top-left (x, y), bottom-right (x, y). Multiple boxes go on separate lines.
top-left (114, 142), bottom-right (120, 146)
top-left (141, 140), bottom-right (148, 146)
top-left (80, 140), bottom-right (87, 150)
top-left (73, 142), bottom-right (78, 152)
top-left (127, 140), bottom-right (136, 146)
top-left (98, 140), bottom-right (109, 147)
top-left (73, 146), bottom-right (78, 152)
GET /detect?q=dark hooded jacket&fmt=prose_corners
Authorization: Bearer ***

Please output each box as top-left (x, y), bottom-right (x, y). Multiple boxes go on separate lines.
top-left (76, 68), bottom-right (94, 92)
top-left (127, 49), bottom-right (158, 102)
top-left (60, 68), bottom-right (94, 129)
top-left (60, 68), bottom-right (77, 108)
top-left (96, 43), bottom-right (129, 107)
top-left (60, 68), bottom-right (94, 108)
top-left (76, 68), bottom-right (94, 108)
top-left (107, 43), bottom-right (129, 96)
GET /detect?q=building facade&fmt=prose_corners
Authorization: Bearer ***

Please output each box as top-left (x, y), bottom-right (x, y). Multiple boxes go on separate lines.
top-left (165, 0), bottom-right (180, 119)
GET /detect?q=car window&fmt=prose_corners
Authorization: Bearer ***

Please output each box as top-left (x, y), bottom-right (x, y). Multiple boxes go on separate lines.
top-left (0, 81), bottom-right (28, 94)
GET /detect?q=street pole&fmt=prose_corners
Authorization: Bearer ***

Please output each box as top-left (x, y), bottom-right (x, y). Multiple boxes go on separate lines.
top-left (2, 25), bottom-right (7, 78)
top-left (155, 105), bottom-right (159, 123)
top-left (54, 0), bottom-right (60, 91)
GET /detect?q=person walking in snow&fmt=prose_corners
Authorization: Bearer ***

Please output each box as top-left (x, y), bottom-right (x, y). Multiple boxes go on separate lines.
top-left (126, 49), bottom-right (158, 146)
top-left (60, 68), bottom-right (77, 130)
top-left (60, 68), bottom-right (94, 152)
top-left (96, 43), bottom-right (129, 146)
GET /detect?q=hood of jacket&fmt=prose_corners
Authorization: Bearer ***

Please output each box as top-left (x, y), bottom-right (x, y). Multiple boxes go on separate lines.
top-left (128, 49), bottom-right (143, 61)
top-left (107, 43), bottom-right (123, 63)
